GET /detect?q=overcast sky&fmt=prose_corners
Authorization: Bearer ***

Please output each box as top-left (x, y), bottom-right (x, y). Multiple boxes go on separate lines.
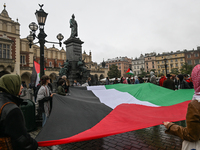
top-left (3, 0), bottom-right (200, 63)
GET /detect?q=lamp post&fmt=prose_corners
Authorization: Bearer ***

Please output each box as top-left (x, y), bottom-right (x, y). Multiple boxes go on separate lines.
top-left (163, 58), bottom-right (167, 76)
top-left (27, 4), bottom-right (64, 77)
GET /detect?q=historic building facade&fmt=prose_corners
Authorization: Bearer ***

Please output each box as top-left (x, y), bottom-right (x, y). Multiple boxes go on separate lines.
top-left (132, 54), bottom-right (144, 75)
top-left (144, 52), bottom-right (156, 73)
top-left (0, 5), bottom-right (108, 86)
top-left (105, 56), bottom-right (132, 77)
top-left (184, 47), bottom-right (200, 66)
top-left (156, 51), bottom-right (185, 75)
top-left (82, 50), bottom-right (108, 80)
top-left (0, 4), bottom-right (20, 76)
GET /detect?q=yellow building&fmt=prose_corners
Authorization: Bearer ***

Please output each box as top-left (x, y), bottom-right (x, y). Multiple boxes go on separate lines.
top-left (82, 50), bottom-right (108, 80)
top-left (156, 51), bottom-right (185, 75)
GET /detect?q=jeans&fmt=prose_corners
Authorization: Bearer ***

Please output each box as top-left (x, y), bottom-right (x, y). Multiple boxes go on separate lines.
top-left (42, 113), bottom-right (47, 127)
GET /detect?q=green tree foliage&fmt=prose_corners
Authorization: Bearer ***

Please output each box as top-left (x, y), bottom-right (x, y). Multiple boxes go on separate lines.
top-left (139, 67), bottom-right (147, 77)
top-left (107, 64), bottom-right (121, 78)
top-left (170, 68), bottom-right (179, 75)
top-left (180, 63), bottom-right (193, 75)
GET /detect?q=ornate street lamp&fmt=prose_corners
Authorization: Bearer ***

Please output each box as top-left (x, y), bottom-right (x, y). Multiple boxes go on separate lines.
top-left (27, 4), bottom-right (64, 78)
top-left (163, 58), bottom-right (167, 76)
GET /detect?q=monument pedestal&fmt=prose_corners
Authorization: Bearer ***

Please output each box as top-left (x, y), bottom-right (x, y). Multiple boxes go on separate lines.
top-left (64, 38), bottom-right (90, 85)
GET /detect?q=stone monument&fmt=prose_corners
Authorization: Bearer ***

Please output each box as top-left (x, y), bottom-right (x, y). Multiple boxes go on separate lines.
top-left (63, 14), bottom-right (90, 85)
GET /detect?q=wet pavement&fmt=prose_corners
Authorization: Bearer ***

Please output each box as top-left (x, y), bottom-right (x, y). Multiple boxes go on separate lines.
top-left (30, 121), bottom-right (185, 150)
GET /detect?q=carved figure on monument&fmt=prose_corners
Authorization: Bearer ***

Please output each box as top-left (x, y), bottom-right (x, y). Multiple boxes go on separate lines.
top-left (70, 14), bottom-right (78, 38)
top-left (77, 57), bottom-right (87, 73)
top-left (59, 59), bottom-right (71, 77)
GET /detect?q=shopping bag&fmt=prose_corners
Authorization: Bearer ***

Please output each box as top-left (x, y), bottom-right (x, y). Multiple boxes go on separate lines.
top-left (182, 140), bottom-right (200, 150)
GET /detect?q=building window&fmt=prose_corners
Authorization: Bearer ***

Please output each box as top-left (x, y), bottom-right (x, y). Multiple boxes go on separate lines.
top-left (170, 64), bottom-right (173, 68)
top-left (171, 60), bottom-right (173, 62)
top-left (158, 61), bottom-right (159, 64)
top-left (153, 65), bottom-right (154, 68)
top-left (195, 59), bottom-right (199, 65)
top-left (134, 71), bottom-right (136, 75)
top-left (158, 71), bottom-right (160, 74)
top-left (59, 63), bottom-right (61, 67)
top-left (176, 63), bottom-right (178, 67)
top-left (162, 61), bottom-right (164, 63)
top-left (146, 63), bottom-right (148, 65)
top-left (187, 54), bottom-right (191, 58)
top-left (134, 66), bottom-right (136, 69)
top-left (119, 67), bottom-right (121, 69)
top-left (49, 61), bottom-right (52, 67)
top-left (152, 62), bottom-right (154, 64)
top-left (175, 59), bottom-right (177, 62)
top-left (137, 71), bottom-right (140, 74)
top-left (147, 66), bottom-right (148, 69)
top-left (158, 66), bottom-right (160, 68)
top-left (181, 63), bottom-right (183, 66)
top-left (0, 44), bottom-right (11, 59)
top-left (137, 66), bottom-right (139, 69)
top-left (195, 53), bottom-right (199, 57)
top-left (20, 55), bottom-right (26, 65)
top-left (180, 58), bottom-right (183, 61)
top-left (118, 63), bottom-right (121, 65)
top-left (187, 60), bottom-right (192, 65)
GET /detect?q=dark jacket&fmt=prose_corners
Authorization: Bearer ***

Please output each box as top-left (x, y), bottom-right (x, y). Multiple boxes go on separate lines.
top-left (163, 78), bottom-right (175, 90)
top-left (57, 86), bottom-right (66, 96)
top-left (179, 80), bottom-right (190, 89)
top-left (0, 74), bottom-right (38, 150)
top-left (0, 92), bottom-right (38, 150)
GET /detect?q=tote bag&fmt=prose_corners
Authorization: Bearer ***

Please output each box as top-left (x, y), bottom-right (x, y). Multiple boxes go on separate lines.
top-left (182, 140), bottom-right (200, 150)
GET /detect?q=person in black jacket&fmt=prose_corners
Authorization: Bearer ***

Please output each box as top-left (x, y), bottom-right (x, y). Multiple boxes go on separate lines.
top-left (177, 74), bottom-right (190, 89)
top-left (163, 74), bottom-right (175, 90)
top-left (0, 74), bottom-right (38, 150)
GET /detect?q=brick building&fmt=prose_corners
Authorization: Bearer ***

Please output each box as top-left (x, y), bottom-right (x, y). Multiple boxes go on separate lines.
top-left (105, 56), bottom-right (132, 77)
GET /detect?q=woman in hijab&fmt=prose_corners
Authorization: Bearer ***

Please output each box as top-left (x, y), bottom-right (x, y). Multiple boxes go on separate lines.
top-left (0, 74), bottom-right (38, 150)
top-left (163, 65), bottom-right (200, 149)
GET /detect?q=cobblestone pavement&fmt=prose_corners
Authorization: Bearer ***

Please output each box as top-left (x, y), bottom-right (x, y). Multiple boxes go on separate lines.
top-left (30, 121), bottom-right (185, 150)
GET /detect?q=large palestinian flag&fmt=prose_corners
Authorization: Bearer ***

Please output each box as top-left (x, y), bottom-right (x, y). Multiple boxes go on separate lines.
top-left (36, 83), bottom-right (194, 146)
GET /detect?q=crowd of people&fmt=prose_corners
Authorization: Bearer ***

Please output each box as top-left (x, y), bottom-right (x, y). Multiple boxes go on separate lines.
top-left (106, 72), bottom-right (193, 91)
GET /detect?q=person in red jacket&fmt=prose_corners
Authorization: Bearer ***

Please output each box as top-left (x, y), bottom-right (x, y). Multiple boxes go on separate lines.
top-left (159, 74), bottom-right (167, 86)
